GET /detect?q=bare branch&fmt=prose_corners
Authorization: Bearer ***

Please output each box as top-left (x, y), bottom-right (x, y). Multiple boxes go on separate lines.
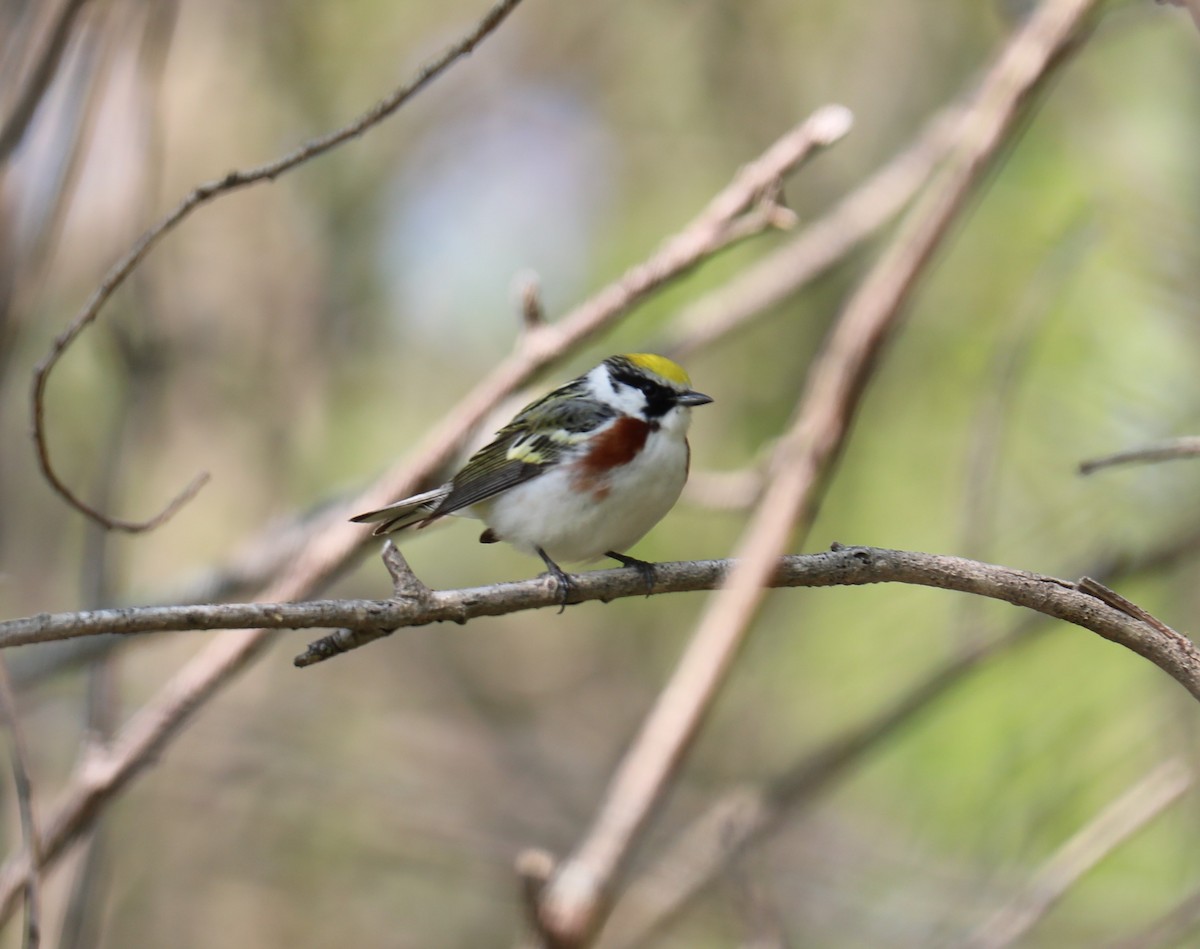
top-left (0, 546), bottom-right (1192, 694)
top-left (531, 2), bottom-right (1101, 944)
top-left (1079, 436), bottom-right (1200, 474)
top-left (964, 758), bottom-right (1193, 949)
top-left (381, 540), bottom-right (433, 602)
top-left (519, 849), bottom-right (558, 941)
top-left (1077, 577), bottom-right (1191, 646)
top-left (29, 0), bottom-right (529, 532)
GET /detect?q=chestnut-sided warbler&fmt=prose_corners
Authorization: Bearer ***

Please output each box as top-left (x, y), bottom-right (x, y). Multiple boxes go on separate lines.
top-left (351, 353), bottom-right (712, 601)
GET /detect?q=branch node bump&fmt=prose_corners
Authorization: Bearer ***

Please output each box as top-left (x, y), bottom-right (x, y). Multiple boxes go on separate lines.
top-left (767, 203), bottom-right (800, 231)
top-left (757, 175), bottom-right (799, 230)
top-left (514, 269), bottom-right (546, 332)
top-left (294, 627), bottom-right (387, 668)
top-left (382, 541), bottom-right (431, 602)
top-left (517, 847), bottom-right (557, 929)
top-left (537, 861), bottom-right (604, 949)
top-left (1077, 576), bottom-right (1190, 646)
top-left (809, 103), bottom-right (855, 146)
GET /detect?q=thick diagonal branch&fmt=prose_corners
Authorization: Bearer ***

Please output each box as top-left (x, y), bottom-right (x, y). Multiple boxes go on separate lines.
top-left (530, 1), bottom-right (1102, 945)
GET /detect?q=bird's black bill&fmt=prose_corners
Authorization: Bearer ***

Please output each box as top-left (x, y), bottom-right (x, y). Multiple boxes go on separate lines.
top-left (678, 390), bottom-right (714, 407)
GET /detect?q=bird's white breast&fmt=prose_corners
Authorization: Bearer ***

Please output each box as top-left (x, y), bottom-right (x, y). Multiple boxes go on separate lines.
top-left (480, 409), bottom-right (693, 563)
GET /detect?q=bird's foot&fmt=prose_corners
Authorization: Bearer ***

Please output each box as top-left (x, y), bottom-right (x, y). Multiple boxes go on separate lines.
top-left (606, 551), bottom-right (657, 596)
top-left (537, 547), bottom-right (573, 614)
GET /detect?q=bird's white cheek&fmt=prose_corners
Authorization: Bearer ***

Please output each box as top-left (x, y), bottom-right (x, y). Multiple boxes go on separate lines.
top-left (660, 406), bottom-right (692, 438)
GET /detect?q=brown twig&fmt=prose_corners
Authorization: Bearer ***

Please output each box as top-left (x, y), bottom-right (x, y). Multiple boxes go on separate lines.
top-left (0, 551), bottom-right (1147, 645)
top-left (1079, 436), bottom-right (1200, 475)
top-left (0, 547), bottom-right (1191, 693)
top-left (29, 0), bottom-right (529, 533)
top-left (0, 103), bottom-right (853, 925)
top-left (1077, 576), bottom-right (1191, 646)
top-left (529, 2), bottom-right (1100, 944)
top-left (964, 758), bottom-right (1193, 949)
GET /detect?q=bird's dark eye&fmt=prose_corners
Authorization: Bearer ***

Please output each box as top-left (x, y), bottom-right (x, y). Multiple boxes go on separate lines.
top-left (612, 369), bottom-right (676, 418)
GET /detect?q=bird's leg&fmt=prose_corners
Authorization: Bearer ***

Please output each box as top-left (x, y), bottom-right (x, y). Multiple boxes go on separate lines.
top-left (537, 547), bottom-right (573, 613)
top-left (606, 551), bottom-right (657, 596)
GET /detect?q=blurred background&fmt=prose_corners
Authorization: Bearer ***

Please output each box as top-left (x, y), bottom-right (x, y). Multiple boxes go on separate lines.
top-left (2, 0), bottom-right (1200, 946)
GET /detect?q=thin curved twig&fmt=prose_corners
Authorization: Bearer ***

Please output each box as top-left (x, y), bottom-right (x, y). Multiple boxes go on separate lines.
top-left (29, 0), bottom-right (528, 532)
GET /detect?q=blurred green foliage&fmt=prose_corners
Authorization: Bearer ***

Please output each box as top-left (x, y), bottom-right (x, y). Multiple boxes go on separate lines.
top-left (1, 0), bottom-right (1200, 946)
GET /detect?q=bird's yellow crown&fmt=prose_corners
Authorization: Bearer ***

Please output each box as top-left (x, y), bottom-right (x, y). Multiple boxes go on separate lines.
top-left (623, 353), bottom-right (691, 387)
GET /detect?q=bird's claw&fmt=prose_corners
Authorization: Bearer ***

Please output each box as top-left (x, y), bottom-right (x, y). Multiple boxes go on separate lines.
top-left (606, 551), bottom-right (657, 596)
top-left (537, 547), bottom-right (573, 614)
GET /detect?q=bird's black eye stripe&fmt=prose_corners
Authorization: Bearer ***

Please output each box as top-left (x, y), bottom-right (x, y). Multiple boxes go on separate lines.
top-left (609, 368), bottom-right (649, 393)
top-left (610, 368), bottom-right (678, 418)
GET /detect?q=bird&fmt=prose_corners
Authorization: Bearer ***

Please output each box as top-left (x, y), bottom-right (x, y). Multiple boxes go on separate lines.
top-left (351, 353), bottom-right (713, 605)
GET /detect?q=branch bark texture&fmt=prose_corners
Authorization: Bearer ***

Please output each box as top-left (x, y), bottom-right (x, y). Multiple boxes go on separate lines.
top-left (1, 548), bottom-right (1197, 698)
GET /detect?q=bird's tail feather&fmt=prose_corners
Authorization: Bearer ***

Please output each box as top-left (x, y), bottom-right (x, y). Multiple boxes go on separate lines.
top-left (350, 486), bottom-right (450, 536)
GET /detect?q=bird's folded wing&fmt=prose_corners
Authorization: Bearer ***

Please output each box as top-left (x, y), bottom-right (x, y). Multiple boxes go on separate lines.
top-left (350, 486), bottom-right (450, 534)
top-left (429, 393), bottom-right (616, 518)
